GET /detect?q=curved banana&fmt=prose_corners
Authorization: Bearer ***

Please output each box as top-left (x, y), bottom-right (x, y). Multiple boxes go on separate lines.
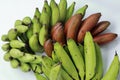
top-left (50, 0), bottom-right (60, 26)
top-left (10, 59), bottom-right (20, 68)
top-left (15, 25), bottom-right (28, 33)
top-left (20, 62), bottom-right (31, 72)
top-left (2, 43), bottom-right (10, 51)
top-left (101, 53), bottom-right (120, 80)
top-left (14, 20), bottom-right (22, 27)
top-left (65, 2), bottom-right (76, 22)
top-left (8, 28), bottom-right (18, 40)
top-left (29, 33), bottom-right (43, 52)
top-left (1, 34), bottom-right (9, 41)
top-left (26, 24), bottom-right (33, 39)
top-left (22, 16), bottom-right (32, 25)
top-left (44, 0), bottom-right (51, 18)
top-left (3, 52), bottom-right (12, 61)
top-left (59, 0), bottom-right (67, 22)
top-left (31, 64), bottom-right (42, 74)
top-left (84, 32), bottom-right (96, 80)
top-left (34, 7), bottom-right (41, 19)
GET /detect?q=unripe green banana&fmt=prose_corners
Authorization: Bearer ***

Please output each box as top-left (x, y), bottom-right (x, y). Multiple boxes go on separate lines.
top-left (39, 24), bottom-right (48, 46)
top-left (31, 55), bottom-right (42, 64)
top-left (102, 53), bottom-right (120, 80)
top-left (65, 2), bottom-right (76, 22)
top-left (84, 32), bottom-right (96, 80)
top-left (33, 16), bottom-right (42, 34)
top-left (20, 62), bottom-right (31, 72)
top-left (31, 64), bottom-right (42, 74)
top-left (34, 73), bottom-right (47, 80)
top-left (15, 25), bottom-right (28, 33)
top-left (10, 40), bottom-right (25, 49)
top-left (3, 52), bottom-right (13, 61)
top-left (78, 43), bottom-right (84, 59)
top-left (50, 0), bottom-right (60, 26)
top-left (8, 28), bottom-right (18, 40)
top-left (9, 49), bottom-right (24, 58)
top-left (54, 42), bottom-right (79, 80)
top-left (26, 25), bottom-right (33, 39)
top-left (1, 34), bottom-right (9, 41)
top-left (22, 16), bottom-right (32, 26)
top-left (14, 20), bottom-right (22, 27)
top-left (34, 8), bottom-right (41, 19)
top-left (10, 59), bottom-right (20, 68)
top-left (2, 43), bottom-right (10, 51)
top-left (59, 0), bottom-right (67, 22)
top-left (18, 53), bottom-right (35, 63)
top-left (49, 63), bottom-right (62, 80)
top-left (40, 7), bottom-right (50, 26)
top-left (52, 51), bottom-right (59, 63)
top-left (29, 33), bottom-right (43, 52)
top-left (42, 64), bottom-right (51, 78)
top-left (92, 43), bottom-right (103, 80)
top-left (75, 4), bottom-right (88, 18)
top-left (67, 39), bottom-right (85, 80)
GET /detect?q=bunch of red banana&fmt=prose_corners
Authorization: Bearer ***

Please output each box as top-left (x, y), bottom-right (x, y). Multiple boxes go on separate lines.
top-left (44, 13), bottom-right (117, 57)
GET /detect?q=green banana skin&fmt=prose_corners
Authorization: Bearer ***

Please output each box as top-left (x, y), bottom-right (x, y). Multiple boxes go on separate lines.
top-left (8, 28), bottom-right (18, 40)
top-left (2, 43), bottom-right (10, 51)
top-left (52, 51), bottom-right (59, 63)
top-left (59, 0), bottom-right (67, 22)
top-left (31, 64), bottom-right (42, 74)
top-left (75, 5), bottom-right (88, 18)
top-left (10, 59), bottom-right (20, 68)
top-left (34, 73), bottom-right (47, 80)
top-left (9, 49), bottom-right (24, 58)
top-left (54, 42), bottom-right (79, 80)
top-left (31, 55), bottom-right (42, 64)
top-left (1, 34), bottom-right (9, 41)
top-left (10, 40), bottom-right (25, 49)
top-left (33, 16), bottom-right (42, 34)
top-left (84, 32), bottom-right (96, 80)
top-left (67, 39), bottom-right (85, 80)
top-left (49, 63), bottom-right (62, 80)
top-left (15, 25), bottom-right (28, 33)
top-left (26, 24), bottom-right (33, 39)
top-left (3, 52), bottom-right (13, 61)
top-left (92, 43), bottom-right (103, 80)
top-left (78, 43), bottom-right (84, 59)
top-left (39, 24), bottom-right (48, 46)
top-left (101, 53), bottom-right (120, 80)
top-left (65, 2), bottom-right (76, 22)
top-left (50, 0), bottom-right (60, 26)
top-left (20, 62), bottom-right (31, 72)
top-left (34, 8), bottom-right (41, 19)
top-left (29, 33), bottom-right (43, 52)
top-left (14, 20), bottom-right (23, 27)
top-left (22, 16), bottom-right (32, 26)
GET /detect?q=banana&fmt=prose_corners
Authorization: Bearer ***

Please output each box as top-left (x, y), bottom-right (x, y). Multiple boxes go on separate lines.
top-left (52, 51), bottom-right (59, 63)
top-left (1, 34), bottom-right (9, 41)
top-left (67, 39), bottom-right (85, 80)
top-left (22, 16), bottom-right (32, 26)
top-left (15, 25), bottom-right (28, 33)
top-left (31, 55), bottom-right (42, 64)
top-left (31, 64), bottom-right (42, 74)
top-left (34, 73), bottom-right (47, 80)
top-left (9, 49), bottom-right (24, 58)
top-left (8, 28), bottom-right (18, 40)
top-left (14, 20), bottom-right (22, 27)
top-left (10, 59), bottom-right (20, 68)
top-left (101, 53), bottom-right (120, 80)
top-left (20, 62), bottom-right (31, 72)
top-left (65, 2), bottom-right (76, 22)
top-left (39, 24), bottom-right (48, 46)
top-left (92, 43), bottom-right (103, 80)
top-left (54, 42), bottom-right (79, 80)
top-left (29, 33), bottom-right (43, 52)
top-left (33, 16), bottom-right (42, 34)
top-left (59, 0), bottom-right (67, 22)
top-left (2, 43), bottom-right (10, 51)
top-left (84, 32), bottom-right (96, 80)
top-left (10, 40), bottom-right (25, 49)
top-left (49, 63), bottom-right (62, 80)
top-left (34, 8), bottom-right (41, 19)
top-left (78, 43), bottom-right (84, 58)
top-left (26, 24), bottom-right (33, 39)
top-left (3, 52), bottom-right (13, 61)
top-left (50, 0), bottom-right (60, 26)
top-left (75, 5), bottom-right (88, 18)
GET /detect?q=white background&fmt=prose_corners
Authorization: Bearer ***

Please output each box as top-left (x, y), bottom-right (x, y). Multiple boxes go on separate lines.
top-left (0, 0), bottom-right (120, 80)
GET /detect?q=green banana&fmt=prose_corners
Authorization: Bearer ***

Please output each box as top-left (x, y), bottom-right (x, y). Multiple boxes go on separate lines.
top-left (33, 16), bottom-right (42, 34)
top-left (84, 32), bottom-right (96, 80)
top-left (3, 52), bottom-right (12, 61)
top-left (10, 40), bottom-right (25, 49)
top-left (75, 4), bottom-right (88, 18)
top-left (7, 28), bottom-right (18, 40)
top-left (59, 0), bottom-right (67, 22)
top-left (34, 73), bottom-right (47, 80)
top-left (92, 43), bottom-right (103, 80)
top-left (67, 39), bottom-right (85, 80)
top-left (39, 24), bottom-right (48, 46)
top-left (9, 49), bottom-right (24, 58)
top-left (14, 20), bottom-right (22, 27)
top-left (78, 43), bottom-right (84, 59)
top-left (10, 59), bottom-right (20, 68)
top-left (15, 25), bottom-right (28, 33)
top-left (26, 24), bottom-right (33, 39)
top-left (52, 51), bottom-right (59, 63)
top-left (49, 63), bottom-right (62, 80)
top-left (54, 42), bottom-right (79, 80)
top-left (42, 64), bottom-right (51, 78)
top-left (20, 62), bottom-right (31, 72)
top-left (65, 2), bottom-right (76, 22)
top-left (31, 55), bottom-right (42, 64)
top-left (2, 43), bottom-right (10, 51)
top-left (102, 53), bottom-right (120, 80)
top-left (50, 0), bottom-right (60, 26)
top-left (34, 8), bottom-right (41, 19)
top-left (22, 16), bottom-right (32, 26)
top-left (29, 33), bottom-right (43, 52)
top-left (31, 64), bottom-right (42, 74)
top-left (1, 34), bottom-right (9, 41)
